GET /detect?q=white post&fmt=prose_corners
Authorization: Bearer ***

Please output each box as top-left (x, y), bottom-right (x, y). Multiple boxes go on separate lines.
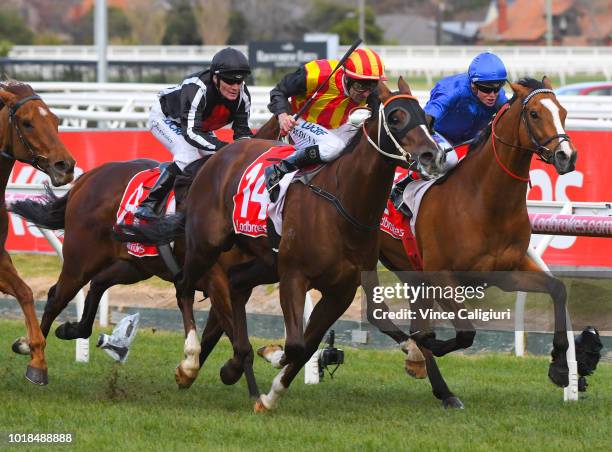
top-left (95, 0), bottom-right (108, 83)
top-left (514, 291), bottom-right (527, 356)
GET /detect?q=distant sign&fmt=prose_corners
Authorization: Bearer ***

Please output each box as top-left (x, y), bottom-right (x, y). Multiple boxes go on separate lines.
top-left (248, 41), bottom-right (327, 69)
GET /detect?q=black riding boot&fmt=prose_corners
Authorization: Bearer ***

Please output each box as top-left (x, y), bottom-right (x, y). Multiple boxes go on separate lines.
top-left (264, 145), bottom-right (322, 202)
top-left (134, 162), bottom-right (182, 221)
top-left (390, 174), bottom-right (413, 210)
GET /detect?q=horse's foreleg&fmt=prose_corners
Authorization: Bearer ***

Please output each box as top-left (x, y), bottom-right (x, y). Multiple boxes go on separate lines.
top-left (56, 260), bottom-right (147, 340)
top-left (421, 346), bottom-right (464, 409)
top-left (198, 306), bottom-right (225, 367)
top-left (277, 271), bottom-right (309, 365)
top-left (0, 251), bottom-right (47, 385)
top-left (496, 259), bottom-right (569, 387)
top-left (255, 287), bottom-right (356, 412)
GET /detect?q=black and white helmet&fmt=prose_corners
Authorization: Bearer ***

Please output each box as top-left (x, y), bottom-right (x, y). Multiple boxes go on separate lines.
top-left (210, 47), bottom-right (251, 82)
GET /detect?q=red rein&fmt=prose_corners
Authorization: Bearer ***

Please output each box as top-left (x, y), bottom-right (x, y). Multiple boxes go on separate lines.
top-left (491, 103), bottom-right (532, 186)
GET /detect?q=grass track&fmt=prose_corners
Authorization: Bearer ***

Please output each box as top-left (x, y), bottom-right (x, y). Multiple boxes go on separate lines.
top-left (1, 320), bottom-right (610, 451)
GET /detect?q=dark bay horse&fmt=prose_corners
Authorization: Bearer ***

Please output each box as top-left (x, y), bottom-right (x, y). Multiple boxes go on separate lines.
top-left (192, 77), bottom-right (580, 410)
top-left (8, 118), bottom-right (281, 388)
top-left (117, 79), bottom-right (446, 411)
top-left (0, 80), bottom-right (76, 384)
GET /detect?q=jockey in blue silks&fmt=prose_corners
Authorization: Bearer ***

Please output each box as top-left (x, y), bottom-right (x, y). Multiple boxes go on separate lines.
top-left (391, 52), bottom-right (508, 205)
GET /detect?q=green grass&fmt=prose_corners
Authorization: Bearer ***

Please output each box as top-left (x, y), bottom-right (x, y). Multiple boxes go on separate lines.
top-left (1, 320), bottom-right (610, 451)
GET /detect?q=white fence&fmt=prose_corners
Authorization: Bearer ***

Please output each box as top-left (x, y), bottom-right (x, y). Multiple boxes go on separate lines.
top-left (29, 82), bottom-right (612, 131)
top-left (10, 45), bottom-right (612, 83)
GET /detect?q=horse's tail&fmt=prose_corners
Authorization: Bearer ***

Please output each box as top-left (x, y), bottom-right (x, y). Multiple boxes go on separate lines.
top-left (9, 184), bottom-right (69, 230)
top-left (112, 213), bottom-right (185, 245)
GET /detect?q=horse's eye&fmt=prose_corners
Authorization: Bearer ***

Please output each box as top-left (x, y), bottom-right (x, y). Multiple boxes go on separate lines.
top-left (529, 111), bottom-right (538, 119)
top-left (389, 115), bottom-right (400, 125)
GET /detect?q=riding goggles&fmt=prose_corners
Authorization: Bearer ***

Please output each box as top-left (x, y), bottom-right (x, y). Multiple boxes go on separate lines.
top-left (474, 81), bottom-right (505, 94)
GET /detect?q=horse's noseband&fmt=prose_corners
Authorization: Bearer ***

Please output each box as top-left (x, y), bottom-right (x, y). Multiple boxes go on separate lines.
top-left (363, 94), bottom-right (428, 163)
top-left (0, 94), bottom-right (48, 171)
top-left (521, 88), bottom-right (571, 163)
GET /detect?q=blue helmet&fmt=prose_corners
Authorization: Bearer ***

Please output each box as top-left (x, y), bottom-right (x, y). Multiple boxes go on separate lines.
top-left (468, 52), bottom-right (507, 83)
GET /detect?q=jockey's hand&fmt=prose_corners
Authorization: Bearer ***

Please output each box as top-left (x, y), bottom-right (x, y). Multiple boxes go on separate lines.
top-left (278, 113), bottom-right (297, 135)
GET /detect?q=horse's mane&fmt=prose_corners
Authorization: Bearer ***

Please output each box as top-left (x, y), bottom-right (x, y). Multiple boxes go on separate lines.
top-left (467, 77), bottom-right (545, 154)
top-left (0, 79), bottom-right (35, 98)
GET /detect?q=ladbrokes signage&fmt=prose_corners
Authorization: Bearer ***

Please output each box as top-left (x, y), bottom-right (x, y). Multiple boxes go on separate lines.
top-left (248, 41), bottom-right (327, 69)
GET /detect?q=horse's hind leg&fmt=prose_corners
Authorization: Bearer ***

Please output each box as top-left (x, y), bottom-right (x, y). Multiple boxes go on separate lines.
top-left (0, 251), bottom-right (47, 385)
top-left (55, 260), bottom-right (148, 340)
top-left (421, 346), bottom-right (464, 409)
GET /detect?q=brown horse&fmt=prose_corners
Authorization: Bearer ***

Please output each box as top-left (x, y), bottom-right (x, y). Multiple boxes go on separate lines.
top-left (193, 77), bottom-right (580, 409)
top-left (8, 117), bottom-right (281, 392)
top-left (0, 80), bottom-right (76, 385)
top-left (360, 77), bottom-right (578, 407)
top-left (117, 78), bottom-right (446, 410)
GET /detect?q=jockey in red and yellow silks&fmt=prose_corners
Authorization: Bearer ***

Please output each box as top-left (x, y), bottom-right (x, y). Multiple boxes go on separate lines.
top-left (265, 48), bottom-right (387, 201)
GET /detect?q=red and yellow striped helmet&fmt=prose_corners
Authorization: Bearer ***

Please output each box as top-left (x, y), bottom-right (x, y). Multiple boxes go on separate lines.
top-left (343, 48), bottom-right (387, 81)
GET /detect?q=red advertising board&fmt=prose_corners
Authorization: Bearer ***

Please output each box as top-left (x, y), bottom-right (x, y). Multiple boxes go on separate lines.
top-left (6, 129), bottom-right (612, 268)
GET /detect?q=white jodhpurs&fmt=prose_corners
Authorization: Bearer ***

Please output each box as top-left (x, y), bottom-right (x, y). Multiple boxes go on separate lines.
top-left (148, 100), bottom-right (214, 171)
top-left (288, 119), bottom-right (359, 162)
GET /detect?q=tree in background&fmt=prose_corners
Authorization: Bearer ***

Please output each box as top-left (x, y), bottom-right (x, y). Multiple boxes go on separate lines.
top-left (0, 8), bottom-right (34, 45)
top-left (303, 0), bottom-right (384, 44)
top-left (125, 0), bottom-right (167, 45)
top-left (70, 6), bottom-right (132, 44)
top-left (162, 0), bottom-right (202, 45)
top-left (194, 0), bottom-right (229, 45)
top-left (227, 11), bottom-right (249, 45)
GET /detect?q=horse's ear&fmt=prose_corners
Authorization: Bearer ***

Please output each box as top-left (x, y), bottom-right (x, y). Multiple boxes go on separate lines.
top-left (510, 82), bottom-right (528, 98)
top-left (398, 76), bottom-right (412, 95)
top-left (377, 80), bottom-right (392, 102)
top-left (542, 76), bottom-right (553, 90)
top-left (0, 89), bottom-right (17, 108)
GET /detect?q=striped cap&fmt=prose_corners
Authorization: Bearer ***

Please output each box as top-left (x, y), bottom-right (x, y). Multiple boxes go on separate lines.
top-left (343, 48), bottom-right (387, 81)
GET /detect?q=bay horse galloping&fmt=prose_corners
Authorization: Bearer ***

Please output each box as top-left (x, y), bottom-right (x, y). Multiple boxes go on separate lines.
top-left (367, 77), bottom-right (578, 406)
top-left (8, 118), bottom-right (280, 389)
top-left (123, 78), bottom-right (445, 410)
top-left (0, 80), bottom-right (76, 385)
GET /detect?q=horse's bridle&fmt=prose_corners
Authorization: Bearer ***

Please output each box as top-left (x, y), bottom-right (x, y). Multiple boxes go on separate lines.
top-left (0, 94), bottom-right (49, 171)
top-left (362, 94), bottom-right (429, 167)
top-left (493, 88), bottom-right (572, 163)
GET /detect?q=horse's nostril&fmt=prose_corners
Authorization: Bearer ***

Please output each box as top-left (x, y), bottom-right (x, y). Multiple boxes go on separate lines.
top-left (555, 151), bottom-right (569, 163)
top-left (420, 151), bottom-right (434, 163)
top-left (54, 160), bottom-right (70, 173)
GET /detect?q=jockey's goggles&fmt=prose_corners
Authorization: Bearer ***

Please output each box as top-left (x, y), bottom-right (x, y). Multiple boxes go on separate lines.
top-left (349, 79), bottom-right (378, 94)
top-left (220, 76), bottom-right (243, 86)
top-left (474, 81), bottom-right (505, 94)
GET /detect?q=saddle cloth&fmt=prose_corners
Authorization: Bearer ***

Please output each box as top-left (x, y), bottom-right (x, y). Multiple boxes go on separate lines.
top-left (116, 167), bottom-right (175, 257)
top-left (232, 145), bottom-right (296, 238)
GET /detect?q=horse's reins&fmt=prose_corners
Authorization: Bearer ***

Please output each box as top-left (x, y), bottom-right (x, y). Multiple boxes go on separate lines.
top-left (0, 94), bottom-right (49, 171)
top-left (491, 88), bottom-right (572, 184)
top-left (308, 94), bottom-right (429, 232)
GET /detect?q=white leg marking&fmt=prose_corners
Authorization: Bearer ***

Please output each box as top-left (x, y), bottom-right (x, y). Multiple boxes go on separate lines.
top-left (540, 98), bottom-right (573, 158)
top-left (182, 329), bottom-right (201, 373)
top-left (259, 366), bottom-right (288, 410)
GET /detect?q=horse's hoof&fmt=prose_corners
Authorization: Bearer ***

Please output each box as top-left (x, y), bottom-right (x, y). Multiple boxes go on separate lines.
top-left (12, 337), bottom-right (30, 355)
top-left (256, 344), bottom-right (283, 359)
top-left (253, 397), bottom-right (269, 413)
top-left (174, 365), bottom-right (196, 389)
top-left (55, 322), bottom-right (85, 340)
top-left (219, 363), bottom-right (243, 386)
top-left (405, 358), bottom-right (427, 379)
top-left (442, 396), bottom-right (464, 409)
top-left (25, 366), bottom-right (48, 386)
top-left (548, 362), bottom-right (569, 387)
